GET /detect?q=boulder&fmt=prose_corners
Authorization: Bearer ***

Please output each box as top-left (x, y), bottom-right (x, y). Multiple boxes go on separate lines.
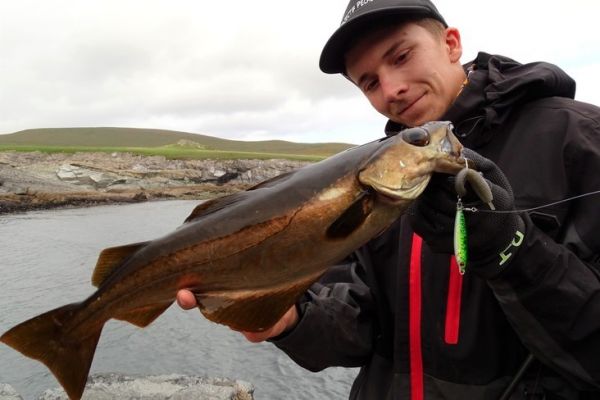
top-left (0, 383), bottom-right (23, 400)
top-left (56, 164), bottom-right (118, 188)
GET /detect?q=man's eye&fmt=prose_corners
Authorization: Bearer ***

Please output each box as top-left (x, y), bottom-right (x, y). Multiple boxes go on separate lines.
top-left (364, 80), bottom-right (378, 92)
top-left (394, 51), bottom-right (409, 65)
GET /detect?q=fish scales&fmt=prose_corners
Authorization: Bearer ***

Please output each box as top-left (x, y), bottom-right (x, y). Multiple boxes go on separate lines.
top-left (1, 121), bottom-right (466, 400)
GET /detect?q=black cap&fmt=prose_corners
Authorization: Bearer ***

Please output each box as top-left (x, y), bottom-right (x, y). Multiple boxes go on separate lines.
top-left (319, 0), bottom-right (448, 74)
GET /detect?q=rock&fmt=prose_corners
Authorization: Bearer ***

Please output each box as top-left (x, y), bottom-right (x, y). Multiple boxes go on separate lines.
top-left (56, 164), bottom-right (78, 180)
top-left (175, 139), bottom-right (206, 149)
top-left (56, 164), bottom-right (117, 188)
top-left (13, 186), bottom-right (29, 195)
top-left (0, 383), bottom-right (23, 400)
top-left (132, 192), bottom-right (148, 201)
top-left (0, 151), bottom-right (315, 213)
top-left (132, 163), bottom-right (149, 173)
top-left (213, 169), bottom-right (226, 178)
top-left (36, 374), bottom-right (254, 400)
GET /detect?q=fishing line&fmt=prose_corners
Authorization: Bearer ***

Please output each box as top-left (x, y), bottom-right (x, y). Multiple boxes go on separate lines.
top-left (463, 189), bottom-right (600, 214)
top-left (453, 187), bottom-right (600, 275)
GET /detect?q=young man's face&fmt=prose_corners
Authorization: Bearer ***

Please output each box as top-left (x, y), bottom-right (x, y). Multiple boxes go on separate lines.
top-left (345, 22), bottom-right (464, 127)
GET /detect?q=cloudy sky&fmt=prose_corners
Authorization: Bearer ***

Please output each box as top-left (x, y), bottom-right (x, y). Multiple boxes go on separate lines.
top-left (1, 0), bottom-right (599, 144)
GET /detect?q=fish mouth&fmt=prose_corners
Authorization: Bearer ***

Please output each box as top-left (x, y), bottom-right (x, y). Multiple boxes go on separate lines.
top-left (433, 128), bottom-right (467, 174)
top-left (364, 175), bottom-right (431, 205)
top-left (440, 135), bottom-right (455, 154)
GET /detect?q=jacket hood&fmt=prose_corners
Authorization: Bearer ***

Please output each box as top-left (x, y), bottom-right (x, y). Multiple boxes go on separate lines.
top-left (385, 52), bottom-right (577, 147)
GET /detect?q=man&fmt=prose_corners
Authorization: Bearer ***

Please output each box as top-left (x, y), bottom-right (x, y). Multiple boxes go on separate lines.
top-left (179, 0), bottom-right (600, 398)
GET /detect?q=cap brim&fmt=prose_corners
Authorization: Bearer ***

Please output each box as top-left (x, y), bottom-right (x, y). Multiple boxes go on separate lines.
top-left (319, 6), bottom-right (444, 74)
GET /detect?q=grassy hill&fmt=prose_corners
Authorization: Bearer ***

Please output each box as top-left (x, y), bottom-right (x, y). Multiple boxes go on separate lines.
top-left (0, 127), bottom-right (354, 160)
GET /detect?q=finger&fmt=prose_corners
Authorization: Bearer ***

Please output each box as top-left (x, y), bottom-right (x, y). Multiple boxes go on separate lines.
top-left (176, 289), bottom-right (198, 310)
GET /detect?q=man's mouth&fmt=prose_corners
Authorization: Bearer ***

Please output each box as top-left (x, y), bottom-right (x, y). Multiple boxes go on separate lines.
top-left (398, 93), bottom-right (425, 116)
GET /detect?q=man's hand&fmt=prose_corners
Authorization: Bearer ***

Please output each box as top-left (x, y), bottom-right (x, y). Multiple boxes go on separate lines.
top-left (408, 148), bottom-right (525, 276)
top-left (241, 305), bottom-right (299, 343)
top-left (176, 289), bottom-right (198, 310)
top-left (176, 289), bottom-right (299, 342)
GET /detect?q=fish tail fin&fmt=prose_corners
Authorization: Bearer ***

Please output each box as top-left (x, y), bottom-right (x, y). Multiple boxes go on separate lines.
top-left (0, 303), bottom-right (103, 400)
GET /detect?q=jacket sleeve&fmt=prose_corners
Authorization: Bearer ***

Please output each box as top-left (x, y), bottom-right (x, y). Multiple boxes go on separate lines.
top-left (487, 112), bottom-right (600, 390)
top-left (271, 258), bottom-right (377, 372)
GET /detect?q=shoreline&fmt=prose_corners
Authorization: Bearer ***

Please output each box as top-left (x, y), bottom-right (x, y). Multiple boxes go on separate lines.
top-left (0, 183), bottom-right (242, 215)
top-left (0, 150), bottom-right (311, 215)
top-left (0, 374), bottom-right (254, 400)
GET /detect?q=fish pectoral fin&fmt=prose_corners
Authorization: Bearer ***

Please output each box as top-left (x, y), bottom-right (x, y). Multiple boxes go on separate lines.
top-left (113, 301), bottom-right (173, 328)
top-left (92, 241), bottom-right (150, 287)
top-left (183, 192), bottom-right (251, 223)
top-left (326, 191), bottom-right (373, 238)
top-left (196, 271), bottom-right (324, 332)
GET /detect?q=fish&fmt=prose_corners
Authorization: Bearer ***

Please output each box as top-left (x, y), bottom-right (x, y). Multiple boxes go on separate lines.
top-left (0, 121), bottom-right (466, 400)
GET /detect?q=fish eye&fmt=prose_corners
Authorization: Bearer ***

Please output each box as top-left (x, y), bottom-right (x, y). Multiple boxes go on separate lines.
top-left (401, 127), bottom-right (430, 147)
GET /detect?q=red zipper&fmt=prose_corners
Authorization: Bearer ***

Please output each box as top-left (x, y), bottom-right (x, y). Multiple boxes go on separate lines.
top-left (409, 233), bottom-right (424, 400)
top-left (409, 239), bottom-right (464, 400)
top-left (444, 256), bottom-right (463, 345)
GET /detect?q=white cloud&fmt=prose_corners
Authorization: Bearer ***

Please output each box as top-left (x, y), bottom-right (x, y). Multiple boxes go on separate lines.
top-left (0, 0), bottom-right (598, 144)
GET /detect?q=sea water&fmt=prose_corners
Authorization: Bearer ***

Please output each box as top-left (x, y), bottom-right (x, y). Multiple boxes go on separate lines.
top-left (0, 200), bottom-right (357, 399)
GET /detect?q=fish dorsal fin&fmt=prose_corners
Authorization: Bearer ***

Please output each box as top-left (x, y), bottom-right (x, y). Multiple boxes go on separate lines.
top-left (183, 170), bottom-right (300, 224)
top-left (183, 191), bottom-right (250, 223)
top-left (246, 170), bottom-right (296, 191)
top-left (326, 191), bottom-right (373, 239)
top-left (91, 242), bottom-right (149, 287)
top-left (113, 301), bottom-right (173, 328)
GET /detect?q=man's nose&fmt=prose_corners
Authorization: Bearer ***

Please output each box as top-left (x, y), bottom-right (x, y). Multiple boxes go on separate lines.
top-left (380, 75), bottom-right (408, 102)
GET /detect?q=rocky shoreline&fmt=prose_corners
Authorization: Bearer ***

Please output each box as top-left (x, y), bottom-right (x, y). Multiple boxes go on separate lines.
top-left (0, 374), bottom-right (254, 400)
top-left (0, 151), bottom-right (312, 214)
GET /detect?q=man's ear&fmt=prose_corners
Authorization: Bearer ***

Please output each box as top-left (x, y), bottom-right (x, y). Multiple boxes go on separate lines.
top-left (445, 27), bottom-right (462, 63)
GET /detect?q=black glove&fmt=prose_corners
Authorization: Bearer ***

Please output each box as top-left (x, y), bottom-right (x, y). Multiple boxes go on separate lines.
top-left (408, 148), bottom-right (526, 278)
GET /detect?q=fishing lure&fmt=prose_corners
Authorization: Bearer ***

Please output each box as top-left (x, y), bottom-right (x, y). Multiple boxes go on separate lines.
top-left (452, 156), bottom-right (600, 275)
top-left (452, 161), bottom-right (495, 274)
top-left (454, 197), bottom-right (468, 274)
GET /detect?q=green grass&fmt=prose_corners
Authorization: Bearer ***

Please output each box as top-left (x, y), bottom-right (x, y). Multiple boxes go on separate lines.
top-left (0, 144), bottom-right (325, 162)
top-left (0, 127), bottom-right (354, 158)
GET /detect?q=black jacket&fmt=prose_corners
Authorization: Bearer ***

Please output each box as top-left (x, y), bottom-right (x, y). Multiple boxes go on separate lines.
top-left (273, 53), bottom-right (600, 399)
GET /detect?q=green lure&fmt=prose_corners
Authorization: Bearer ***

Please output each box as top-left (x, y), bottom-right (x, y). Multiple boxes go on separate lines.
top-left (454, 198), bottom-right (468, 274)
